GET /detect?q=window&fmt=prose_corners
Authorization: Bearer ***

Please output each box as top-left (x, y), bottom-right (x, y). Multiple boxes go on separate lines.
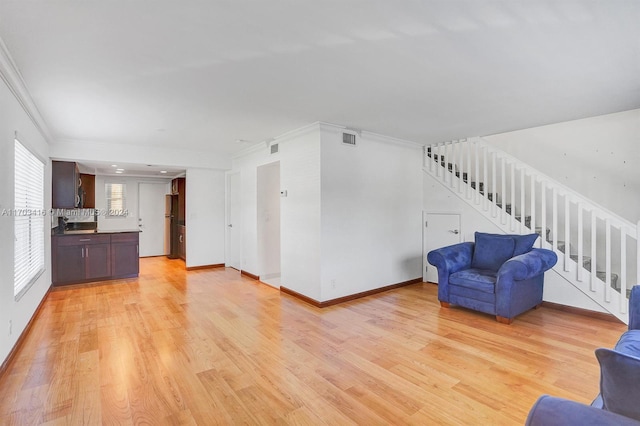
top-left (105, 183), bottom-right (127, 216)
top-left (14, 139), bottom-right (45, 299)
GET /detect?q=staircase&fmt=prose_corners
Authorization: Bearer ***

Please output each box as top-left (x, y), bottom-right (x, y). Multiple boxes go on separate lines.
top-left (424, 137), bottom-right (640, 324)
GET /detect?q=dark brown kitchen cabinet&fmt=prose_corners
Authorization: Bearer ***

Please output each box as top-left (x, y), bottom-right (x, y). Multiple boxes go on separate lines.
top-left (178, 225), bottom-right (186, 260)
top-left (111, 233), bottom-right (139, 278)
top-left (52, 234), bottom-right (111, 285)
top-left (53, 244), bottom-right (85, 283)
top-left (52, 160), bottom-right (80, 209)
top-left (52, 232), bottom-right (139, 285)
top-left (171, 177), bottom-right (186, 225)
top-left (79, 173), bottom-right (95, 208)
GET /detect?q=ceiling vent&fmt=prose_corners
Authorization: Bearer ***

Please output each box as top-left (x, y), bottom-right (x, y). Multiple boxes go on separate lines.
top-left (270, 143), bottom-right (279, 154)
top-left (342, 132), bottom-right (357, 146)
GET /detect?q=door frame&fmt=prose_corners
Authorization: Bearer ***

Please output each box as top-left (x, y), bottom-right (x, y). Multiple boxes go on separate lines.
top-left (138, 181), bottom-right (170, 257)
top-left (423, 211), bottom-right (462, 283)
top-left (225, 171), bottom-right (241, 269)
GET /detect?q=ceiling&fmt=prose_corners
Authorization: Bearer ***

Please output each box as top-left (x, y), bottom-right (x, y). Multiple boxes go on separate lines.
top-left (76, 160), bottom-right (184, 179)
top-left (0, 0), bottom-right (638, 159)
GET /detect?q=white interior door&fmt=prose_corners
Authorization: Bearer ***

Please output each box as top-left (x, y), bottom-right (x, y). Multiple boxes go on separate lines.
top-left (423, 212), bottom-right (461, 283)
top-left (138, 182), bottom-right (168, 257)
top-left (226, 172), bottom-right (241, 270)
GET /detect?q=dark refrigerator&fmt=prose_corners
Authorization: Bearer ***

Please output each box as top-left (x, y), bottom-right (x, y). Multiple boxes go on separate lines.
top-left (165, 194), bottom-right (179, 258)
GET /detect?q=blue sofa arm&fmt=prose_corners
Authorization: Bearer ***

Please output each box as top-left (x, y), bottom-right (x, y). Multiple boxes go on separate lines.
top-left (526, 395), bottom-right (640, 426)
top-left (498, 248), bottom-right (557, 281)
top-left (629, 285), bottom-right (640, 330)
top-left (427, 242), bottom-right (474, 304)
top-left (427, 242), bottom-right (474, 276)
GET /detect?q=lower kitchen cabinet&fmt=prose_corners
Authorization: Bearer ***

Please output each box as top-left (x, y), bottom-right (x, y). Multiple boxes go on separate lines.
top-left (178, 225), bottom-right (186, 260)
top-left (54, 244), bottom-right (85, 283)
top-left (111, 233), bottom-right (139, 277)
top-left (52, 232), bottom-right (138, 285)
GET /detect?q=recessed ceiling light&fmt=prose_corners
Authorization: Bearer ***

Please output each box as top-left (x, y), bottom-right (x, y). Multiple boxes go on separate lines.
top-left (160, 170), bottom-right (167, 174)
top-left (115, 170), bottom-right (123, 174)
top-left (111, 164), bottom-right (118, 167)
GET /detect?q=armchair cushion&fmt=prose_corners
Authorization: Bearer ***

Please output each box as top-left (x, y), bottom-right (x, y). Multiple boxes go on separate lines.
top-left (471, 232), bottom-right (515, 271)
top-left (449, 269), bottom-right (497, 293)
top-left (595, 348), bottom-right (640, 421)
top-left (513, 233), bottom-right (539, 256)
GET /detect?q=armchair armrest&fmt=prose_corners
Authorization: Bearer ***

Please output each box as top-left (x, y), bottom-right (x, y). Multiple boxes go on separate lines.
top-left (526, 395), bottom-right (640, 426)
top-left (629, 286), bottom-right (640, 330)
top-left (498, 248), bottom-right (557, 281)
top-left (427, 242), bottom-right (474, 275)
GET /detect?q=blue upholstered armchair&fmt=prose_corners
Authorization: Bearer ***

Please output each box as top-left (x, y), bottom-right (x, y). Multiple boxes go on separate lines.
top-left (427, 232), bottom-right (558, 324)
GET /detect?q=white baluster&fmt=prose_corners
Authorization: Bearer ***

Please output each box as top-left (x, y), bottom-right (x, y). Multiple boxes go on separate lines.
top-left (510, 163), bottom-right (516, 231)
top-left (605, 218), bottom-right (611, 303)
top-left (466, 139), bottom-right (472, 200)
top-left (475, 141), bottom-right (480, 205)
top-left (637, 220), bottom-right (640, 285)
top-left (530, 174), bottom-right (536, 232)
top-left (564, 196), bottom-right (570, 272)
top-left (520, 168), bottom-right (525, 233)
top-left (491, 151), bottom-right (497, 217)
top-left (483, 146), bottom-right (488, 211)
top-left (577, 203), bottom-right (583, 282)
top-left (501, 157), bottom-right (506, 225)
top-left (444, 142), bottom-right (452, 186)
top-left (540, 181), bottom-right (547, 248)
top-left (552, 188), bottom-right (558, 253)
top-left (457, 140), bottom-right (463, 193)
top-left (591, 212), bottom-right (597, 292)
top-left (621, 227), bottom-right (627, 313)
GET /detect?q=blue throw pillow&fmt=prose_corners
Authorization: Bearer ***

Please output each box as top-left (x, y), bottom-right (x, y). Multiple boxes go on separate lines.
top-left (513, 233), bottom-right (539, 256)
top-left (595, 348), bottom-right (640, 421)
top-left (471, 232), bottom-right (515, 272)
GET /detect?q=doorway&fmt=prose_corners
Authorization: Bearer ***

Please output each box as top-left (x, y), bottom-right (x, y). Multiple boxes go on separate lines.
top-left (138, 182), bottom-right (170, 257)
top-left (257, 162), bottom-right (281, 287)
top-left (423, 212), bottom-right (461, 283)
top-left (226, 172), bottom-right (241, 270)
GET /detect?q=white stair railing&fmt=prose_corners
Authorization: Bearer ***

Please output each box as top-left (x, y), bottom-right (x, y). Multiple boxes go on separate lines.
top-left (424, 137), bottom-right (639, 324)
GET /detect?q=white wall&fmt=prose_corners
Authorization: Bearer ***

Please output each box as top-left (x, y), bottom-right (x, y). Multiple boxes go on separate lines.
top-left (320, 125), bottom-right (423, 301)
top-left (485, 109), bottom-right (640, 224)
top-left (0, 78), bottom-right (52, 363)
top-left (279, 128), bottom-right (322, 300)
top-left (257, 162), bottom-right (281, 281)
top-left (185, 168), bottom-right (226, 268)
top-left (230, 124), bottom-right (322, 299)
top-left (231, 145), bottom-right (273, 275)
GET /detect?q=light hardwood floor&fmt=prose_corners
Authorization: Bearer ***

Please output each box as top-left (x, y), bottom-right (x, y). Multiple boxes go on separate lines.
top-left (0, 257), bottom-right (627, 425)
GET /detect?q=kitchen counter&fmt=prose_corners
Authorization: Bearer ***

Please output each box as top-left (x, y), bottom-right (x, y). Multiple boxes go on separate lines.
top-left (53, 227), bottom-right (141, 235)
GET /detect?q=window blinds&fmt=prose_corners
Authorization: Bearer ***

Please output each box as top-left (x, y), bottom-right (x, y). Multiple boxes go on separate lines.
top-left (105, 183), bottom-right (126, 215)
top-left (14, 139), bottom-right (45, 298)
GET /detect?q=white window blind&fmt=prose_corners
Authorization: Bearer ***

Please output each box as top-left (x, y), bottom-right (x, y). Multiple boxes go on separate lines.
top-left (14, 139), bottom-right (45, 299)
top-left (105, 183), bottom-right (126, 216)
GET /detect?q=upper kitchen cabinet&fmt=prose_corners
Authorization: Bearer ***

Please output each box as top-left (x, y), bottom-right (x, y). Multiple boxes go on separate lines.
top-left (79, 173), bottom-right (95, 208)
top-left (52, 160), bottom-right (80, 208)
top-left (172, 177), bottom-right (186, 225)
top-left (52, 161), bottom-right (96, 209)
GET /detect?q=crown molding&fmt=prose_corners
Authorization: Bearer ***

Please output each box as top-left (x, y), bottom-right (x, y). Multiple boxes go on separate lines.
top-left (0, 37), bottom-right (54, 143)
